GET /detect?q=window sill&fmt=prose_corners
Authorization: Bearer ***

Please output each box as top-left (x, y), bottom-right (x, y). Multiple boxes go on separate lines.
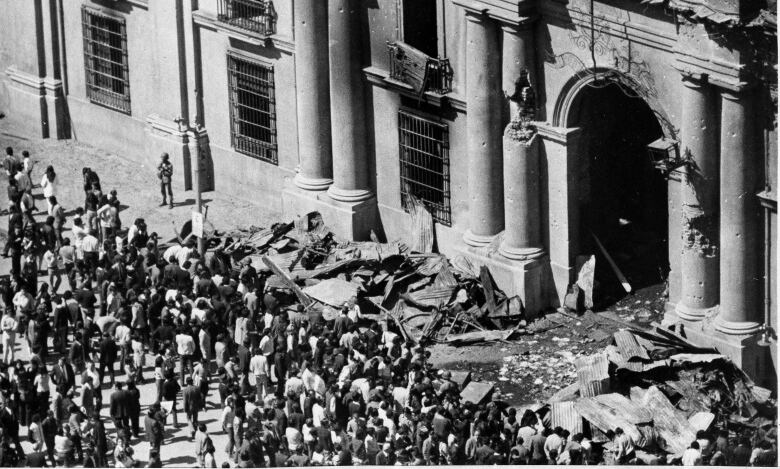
top-left (192, 10), bottom-right (294, 54)
top-left (363, 66), bottom-right (466, 113)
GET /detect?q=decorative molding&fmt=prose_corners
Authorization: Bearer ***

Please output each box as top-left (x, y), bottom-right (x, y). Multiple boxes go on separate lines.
top-left (192, 10), bottom-right (294, 54)
top-left (363, 66), bottom-right (467, 113)
top-left (145, 113), bottom-right (187, 140)
top-left (536, 124), bottom-right (581, 144)
top-left (126, 0), bottom-right (148, 9)
top-left (757, 190), bottom-right (777, 211)
top-left (452, 0), bottom-right (536, 25)
top-left (5, 67), bottom-right (45, 95)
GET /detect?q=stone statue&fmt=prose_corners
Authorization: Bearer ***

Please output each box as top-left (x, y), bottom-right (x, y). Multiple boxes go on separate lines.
top-left (507, 69), bottom-right (537, 140)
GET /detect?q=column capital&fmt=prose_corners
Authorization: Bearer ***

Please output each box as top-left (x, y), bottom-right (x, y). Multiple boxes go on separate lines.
top-left (498, 15), bottom-right (538, 33)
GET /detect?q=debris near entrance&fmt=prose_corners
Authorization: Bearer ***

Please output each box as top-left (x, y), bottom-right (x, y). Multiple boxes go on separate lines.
top-left (210, 211), bottom-right (528, 345)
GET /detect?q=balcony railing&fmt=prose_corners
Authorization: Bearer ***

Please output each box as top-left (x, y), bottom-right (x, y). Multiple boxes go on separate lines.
top-left (388, 41), bottom-right (453, 95)
top-left (217, 0), bottom-right (276, 36)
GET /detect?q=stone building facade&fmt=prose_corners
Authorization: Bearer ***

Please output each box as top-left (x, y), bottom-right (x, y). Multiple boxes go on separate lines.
top-left (0, 0), bottom-right (776, 383)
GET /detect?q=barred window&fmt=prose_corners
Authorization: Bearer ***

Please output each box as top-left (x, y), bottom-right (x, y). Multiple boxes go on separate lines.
top-left (398, 110), bottom-right (451, 226)
top-left (81, 8), bottom-right (130, 114)
top-left (227, 53), bottom-right (277, 164)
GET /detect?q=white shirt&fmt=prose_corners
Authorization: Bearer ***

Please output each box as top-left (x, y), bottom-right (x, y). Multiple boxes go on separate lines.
top-left (40, 174), bottom-right (57, 198)
top-left (682, 447), bottom-right (702, 466)
top-left (250, 354), bottom-right (268, 376)
top-left (82, 234), bottom-right (99, 253)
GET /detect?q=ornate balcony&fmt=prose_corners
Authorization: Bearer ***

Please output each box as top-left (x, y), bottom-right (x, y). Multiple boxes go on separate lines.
top-left (217, 0), bottom-right (276, 36)
top-left (387, 41), bottom-right (453, 95)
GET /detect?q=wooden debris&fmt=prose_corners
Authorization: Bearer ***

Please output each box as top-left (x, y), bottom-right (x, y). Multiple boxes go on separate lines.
top-left (688, 411), bottom-right (715, 432)
top-left (575, 254), bottom-right (596, 309)
top-left (632, 385), bottom-right (697, 456)
top-left (613, 330), bottom-right (651, 361)
top-left (445, 330), bottom-right (508, 346)
top-left (262, 255), bottom-right (313, 307)
top-left (479, 266), bottom-right (497, 318)
top-left (591, 232), bottom-right (632, 293)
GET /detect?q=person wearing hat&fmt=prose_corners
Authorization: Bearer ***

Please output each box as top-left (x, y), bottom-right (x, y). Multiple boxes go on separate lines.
top-left (157, 152), bottom-right (174, 208)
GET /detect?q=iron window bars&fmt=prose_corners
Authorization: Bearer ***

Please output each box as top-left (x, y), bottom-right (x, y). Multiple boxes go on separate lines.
top-left (388, 42), bottom-right (453, 95)
top-left (217, 0), bottom-right (277, 36)
top-left (227, 52), bottom-right (278, 164)
top-left (398, 110), bottom-right (451, 226)
top-left (81, 7), bottom-right (130, 114)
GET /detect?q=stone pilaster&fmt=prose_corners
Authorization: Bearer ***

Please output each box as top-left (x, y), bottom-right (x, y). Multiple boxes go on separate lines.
top-left (293, 0), bottom-right (333, 191)
top-left (676, 76), bottom-right (720, 321)
top-left (715, 89), bottom-right (762, 335)
top-left (326, 0), bottom-right (372, 202)
top-left (463, 11), bottom-right (504, 247)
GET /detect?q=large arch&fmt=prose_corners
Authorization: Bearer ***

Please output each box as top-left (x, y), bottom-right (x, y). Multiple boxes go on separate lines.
top-left (551, 68), bottom-right (674, 308)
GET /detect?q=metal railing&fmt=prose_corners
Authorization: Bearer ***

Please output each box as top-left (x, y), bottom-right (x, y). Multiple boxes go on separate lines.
top-left (217, 0), bottom-right (276, 36)
top-left (388, 41), bottom-right (453, 95)
top-left (81, 7), bottom-right (131, 114)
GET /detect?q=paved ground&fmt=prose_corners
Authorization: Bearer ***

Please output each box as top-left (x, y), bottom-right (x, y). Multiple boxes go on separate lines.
top-left (0, 119), bottom-right (281, 467)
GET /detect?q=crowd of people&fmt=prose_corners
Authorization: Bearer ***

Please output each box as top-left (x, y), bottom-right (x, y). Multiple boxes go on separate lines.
top-left (0, 144), bottom-right (776, 467)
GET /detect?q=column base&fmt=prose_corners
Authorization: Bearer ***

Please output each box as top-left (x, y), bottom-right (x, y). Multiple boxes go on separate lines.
top-left (294, 174), bottom-right (333, 191)
top-left (463, 229), bottom-right (497, 248)
top-left (327, 186), bottom-right (373, 203)
top-left (453, 239), bottom-right (554, 320)
top-left (674, 302), bottom-right (716, 322)
top-left (498, 243), bottom-right (546, 261)
top-left (714, 317), bottom-right (761, 335)
top-left (283, 184), bottom-right (377, 241)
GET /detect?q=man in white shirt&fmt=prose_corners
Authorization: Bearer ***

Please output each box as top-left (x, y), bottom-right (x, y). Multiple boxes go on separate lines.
top-left (176, 327), bottom-right (196, 387)
top-left (81, 230), bottom-right (100, 274)
top-left (682, 441), bottom-right (702, 466)
top-left (249, 349), bottom-right (268, 401)
top-left (1, 311), bottom-right (19, 364)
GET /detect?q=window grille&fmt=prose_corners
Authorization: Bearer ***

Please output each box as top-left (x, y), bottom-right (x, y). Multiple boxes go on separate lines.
top-left (227, 53), bottom-right (277, 164)
top-left (81, 7), bottom-right (130, 114)
top-left (217, 0), bottom-right (277, 36)
top-left (398, 110), bottom-right (451, 226)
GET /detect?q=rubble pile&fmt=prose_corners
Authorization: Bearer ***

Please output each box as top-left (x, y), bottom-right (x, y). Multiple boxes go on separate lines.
top-left (543, 325), bottom-right (777, 462)
top-left (211, 211), bottom-right (528, 345)
top-left (202, 212), bottom-right (775, 463)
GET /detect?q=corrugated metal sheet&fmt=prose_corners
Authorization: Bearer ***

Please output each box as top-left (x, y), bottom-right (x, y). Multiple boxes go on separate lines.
top-left (551, 401), bottom-right (584, 435)
top-left (632, 385), bottom-right (697, 456)
top-left (614, 330), bottom-right (650, 360)
top-left (575, 353), bottom-right (611, 397)
top-left (574, 396), bottom-right (646, 446)
top-left (606, 344), bottom-right (644, 372)
top-left (593, 394), bottom-right (653, 424)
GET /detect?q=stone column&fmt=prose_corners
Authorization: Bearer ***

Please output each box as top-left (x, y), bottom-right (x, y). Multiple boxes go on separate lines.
top-left (293, 0), bottom-right (333, 191)
top-left (501, 21), bottom-right (534, 119)
top-left (500, 131), bottom-right (545, 259)
top-left (676, 77), bottom-right (720, 321)
top-left (326, 0), bottom-right (372, 202)
top-left (463, 11), bottom-right (504, 247)
top-left (715, 89), bottom-right (761, 334)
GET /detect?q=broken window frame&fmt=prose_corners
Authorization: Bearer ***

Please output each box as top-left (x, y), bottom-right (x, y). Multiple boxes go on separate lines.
top-left (398, 109), bottom-right (452, 226)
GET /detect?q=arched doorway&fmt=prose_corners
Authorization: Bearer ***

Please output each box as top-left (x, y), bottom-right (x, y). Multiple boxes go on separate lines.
top-left (567, 80), bottom-right (669, 308)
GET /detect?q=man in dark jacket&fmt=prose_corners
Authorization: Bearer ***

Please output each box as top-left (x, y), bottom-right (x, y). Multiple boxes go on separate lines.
top-left (50, 356), bottom-right (76, 395)
top-left (98, 332), bottom-right (118, 386)
top-left (126, 380), bottom-right (141, 437)
top-left (162, 375), bottom-right (181, 427)
top-left (109, 382), bottom-right (129, 432)
top-left (144, 404), bottom-right (164, 454)
top-left (183, 377), bottom-right (203, 439)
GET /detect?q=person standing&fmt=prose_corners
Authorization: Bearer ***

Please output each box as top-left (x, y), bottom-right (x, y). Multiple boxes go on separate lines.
top-left (183, 376), bottom-right (203, 439)
top-left (126, 380), bottom-right (141, 438)
top-left (1, 309), bottom-right (18, 364)
top-left (157, 153), bottom-right (174, 209)
top-left (162, 374), bottom-right (181, 428)
top-left (40, 166), bottom-right (57, 212)
top-left (109, 382), bottom-right (129, 432)
top-left (144, 404), bottom-right (164, 457)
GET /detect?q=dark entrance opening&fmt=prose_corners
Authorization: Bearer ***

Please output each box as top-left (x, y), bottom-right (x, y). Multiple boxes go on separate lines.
top-left (570, 81), bottom-right (668, 308)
